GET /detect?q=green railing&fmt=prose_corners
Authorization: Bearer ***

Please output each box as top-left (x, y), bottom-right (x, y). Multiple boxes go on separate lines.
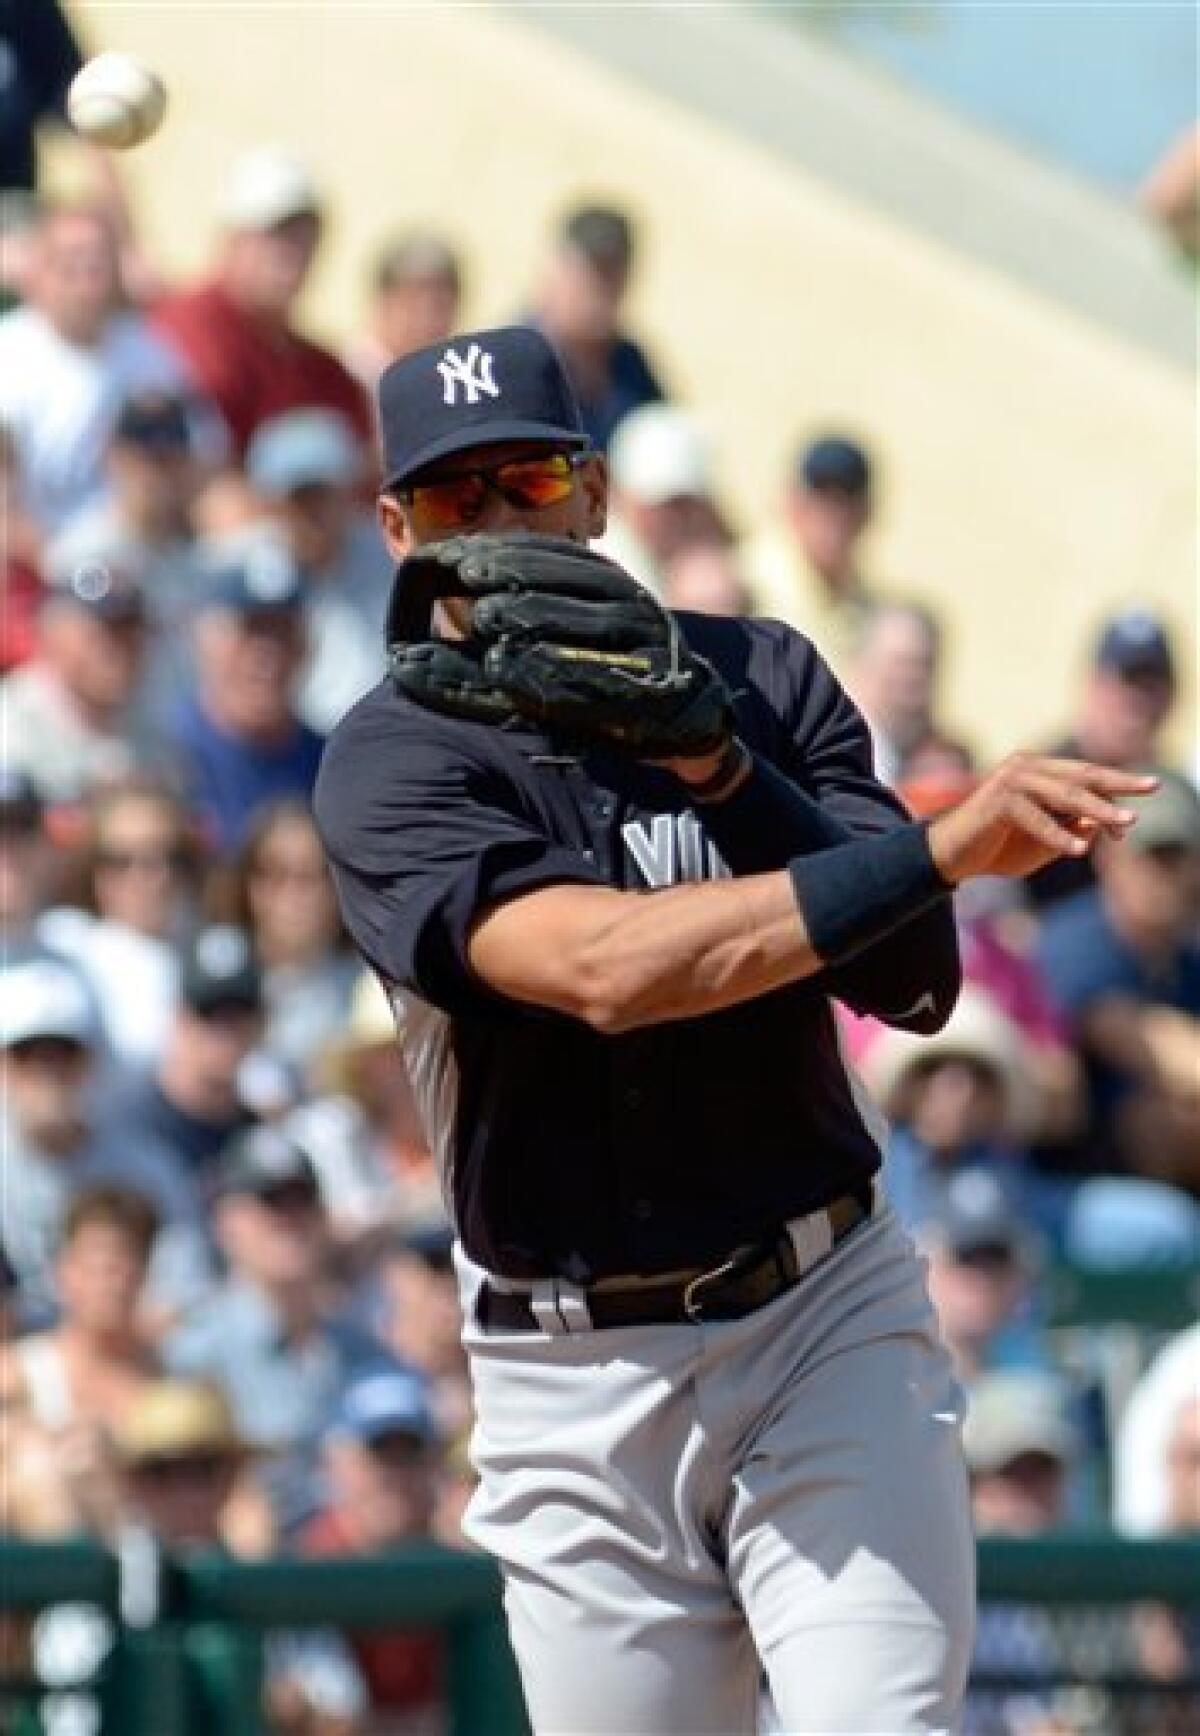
top-left (2, 1537), bottom-right (1199, 1735)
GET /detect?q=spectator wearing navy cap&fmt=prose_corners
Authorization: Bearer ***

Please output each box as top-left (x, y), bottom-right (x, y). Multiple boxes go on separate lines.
top-left (296, 1363), bottom-right (447, 1727)
top-left (91, 924), bottom-right (263, 1196)
top-left (527, 202), bottom-right (666, 453)
top-left (169, 540), bottom-right (323, 849)
top-left (742, 433), bottom-right (880, 676)
top-left (0, 770), bottom-right (56, 939)
top-left (166, 1123), bottom-right (388, 1535)
top-left (1030, 608), bottom-right (1179, 911)
top-left (2, 548), bottom-right (161, 802)
top-left (918, 1169), bottom-right (1052, 1386)
top-left (50, 395), bottom-right (210, 732)
top-left (54, 394), bottom-right (205, 597)
top-left (244, 408), bottom-right (392, 732)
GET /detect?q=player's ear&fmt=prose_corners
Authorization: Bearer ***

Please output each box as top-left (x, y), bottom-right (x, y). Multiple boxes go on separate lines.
top-left (377, 491), bottom-right (415, 560)
top-left (579, 452), bottom-right (608, 539)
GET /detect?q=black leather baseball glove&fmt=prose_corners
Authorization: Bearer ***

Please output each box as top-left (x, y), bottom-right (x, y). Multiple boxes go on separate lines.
top-left (388, 533), bottom-right (734, 758)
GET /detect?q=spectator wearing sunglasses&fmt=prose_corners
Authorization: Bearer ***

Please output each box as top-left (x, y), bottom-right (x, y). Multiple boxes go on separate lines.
top-left (165, 1124), bottom-right (390, 1536)
top-left (40, 776), bottom-right (205, 1066)
top-left (203, 798), bottom-right (360, 1082)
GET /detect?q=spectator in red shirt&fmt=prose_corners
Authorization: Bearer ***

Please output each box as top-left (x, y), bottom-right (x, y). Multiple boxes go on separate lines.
top-left (154, 149), bottom-right (373, 464)
top-left (301, 1365), bottom-right (447, 1725)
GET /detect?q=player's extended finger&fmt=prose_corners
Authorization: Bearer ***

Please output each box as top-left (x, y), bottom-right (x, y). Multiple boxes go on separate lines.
top-left (1034, 759), bottom-right (1160, 796)
top-left (1016, 770), bottom-right (1140, 832)
top-left (1007, 792), bottom-right (1091, 857)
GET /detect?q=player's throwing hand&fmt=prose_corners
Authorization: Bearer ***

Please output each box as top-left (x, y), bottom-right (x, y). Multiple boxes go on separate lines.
top-left (927, 753), bottom-right (1158, 884)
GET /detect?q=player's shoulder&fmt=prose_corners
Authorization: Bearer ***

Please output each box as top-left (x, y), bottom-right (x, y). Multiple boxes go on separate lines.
top-left (315, 677), bottom-right (510, 846)
top-left (673, 610), bottom-right (847, 730)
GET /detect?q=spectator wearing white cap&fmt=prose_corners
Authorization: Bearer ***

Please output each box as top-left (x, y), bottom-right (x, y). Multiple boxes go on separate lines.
top-left (741, 434), bottom-right (881, 678)
top-left (0, 951), bottom-right (213, 1327)
top-left (153, 148), bottom-right (372, 463)
top-left (599, 402), bottom-right (730, 595)
top-left (242, 409), bottom-right (392, 732)
top-left (0, 204), bottom-right (202, 530)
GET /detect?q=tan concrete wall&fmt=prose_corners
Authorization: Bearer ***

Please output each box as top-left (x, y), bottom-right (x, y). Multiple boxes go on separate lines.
top-left (61, 2), bottom-right (1195, 760)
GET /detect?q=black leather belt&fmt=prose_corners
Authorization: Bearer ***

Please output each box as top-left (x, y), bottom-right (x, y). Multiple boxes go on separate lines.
top-left (477, 1190), bottom-right (871, 1334)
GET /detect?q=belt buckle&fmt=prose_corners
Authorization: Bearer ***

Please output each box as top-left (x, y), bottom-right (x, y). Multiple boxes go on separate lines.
top-left (681, 1244), bottom-right (760, 1322)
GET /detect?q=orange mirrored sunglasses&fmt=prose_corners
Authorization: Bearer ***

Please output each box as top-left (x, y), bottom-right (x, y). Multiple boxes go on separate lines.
top-left (398, 451), bottom-right (587, 532)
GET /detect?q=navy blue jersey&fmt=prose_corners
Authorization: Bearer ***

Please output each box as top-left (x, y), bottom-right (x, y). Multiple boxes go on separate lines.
top-left (316, 612), bottom-right (960, 1281)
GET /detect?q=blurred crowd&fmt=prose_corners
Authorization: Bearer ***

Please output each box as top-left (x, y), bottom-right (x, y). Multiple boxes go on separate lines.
top-left (2, 6), bottom-right (1198, 1734)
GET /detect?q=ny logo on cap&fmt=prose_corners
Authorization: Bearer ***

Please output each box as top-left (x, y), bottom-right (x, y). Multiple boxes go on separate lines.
top-left (437, 342), bottom-right (499, 408)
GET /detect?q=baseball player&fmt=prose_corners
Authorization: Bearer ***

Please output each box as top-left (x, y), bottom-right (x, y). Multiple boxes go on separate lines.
top-left (315, 326), bottom-right (1153, 1735)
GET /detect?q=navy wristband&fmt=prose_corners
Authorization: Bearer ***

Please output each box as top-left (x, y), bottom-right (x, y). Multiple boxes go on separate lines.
top-left (788, 822), bottom-right (950, 965)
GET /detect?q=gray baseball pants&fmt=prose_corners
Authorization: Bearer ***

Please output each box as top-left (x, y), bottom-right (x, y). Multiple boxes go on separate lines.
top-left (458, 1198), bottom-right (976, 1735)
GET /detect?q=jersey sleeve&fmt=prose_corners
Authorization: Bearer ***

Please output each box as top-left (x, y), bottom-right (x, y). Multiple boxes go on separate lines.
top-left (314, 699), bottom-right (605, 1017)
top-left (736, 622), bottom-right (961, 1031)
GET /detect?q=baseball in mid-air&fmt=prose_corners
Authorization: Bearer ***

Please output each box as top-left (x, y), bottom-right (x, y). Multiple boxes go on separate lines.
top-left (67, 52), bottom-right (167, 150)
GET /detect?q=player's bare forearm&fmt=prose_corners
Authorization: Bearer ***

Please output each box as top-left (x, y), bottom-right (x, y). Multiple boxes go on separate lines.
top-left (468, 755), bottom-right (1155, 1035)
top-left (469, 871), bottom-right (823, 1033)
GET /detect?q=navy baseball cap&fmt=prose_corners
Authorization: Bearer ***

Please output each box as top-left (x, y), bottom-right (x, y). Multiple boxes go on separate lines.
top-left (246, 410), bottom-right (362, 497)
top-left (200, 539), bottom-right (306, 616)
top-left (327, 1366), bottom-right (437, 1447)
top-left (378, 325), bottom-right (589, 490)
top-left (113, 393), bottom-right (193, 452)
top-left (0, 769), bottom-right (43, 827)
top-left (179, 924), bottom-right (263, 1016)
top-left (799, 436), bottom-right (872, 496)
top-left (1095, 609), bottom-right (1174, 682)
top-left (931, 1169), bottom-right (1025, 1260)
top-left (215, 1123), bottom-right (318, 1200)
